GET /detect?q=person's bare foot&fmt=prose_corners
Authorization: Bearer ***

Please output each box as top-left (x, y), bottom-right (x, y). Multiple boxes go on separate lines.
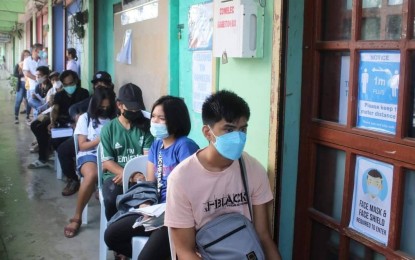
top-left (64, 218), bottom-right (81, 238)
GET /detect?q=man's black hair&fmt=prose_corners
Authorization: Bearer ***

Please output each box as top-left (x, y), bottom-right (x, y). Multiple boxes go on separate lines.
top-left (36, 66), bottom-right (50, 76)
top-left (59, 70), bottom-right (80, 87)
top-left (151, 96), bottom-right (191, 138)
top-left (202, 90), bottom-right (250, 126)
top-left (31, 43), bottom-right (43, 51)
top-left (367, 169), bottom-right (383, 180)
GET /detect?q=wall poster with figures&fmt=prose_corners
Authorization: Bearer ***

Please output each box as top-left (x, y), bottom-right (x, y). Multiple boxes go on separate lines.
top-left (349, 156), bottom-right (393, 245)
top-left (356, 51), bottom-right (400, 134)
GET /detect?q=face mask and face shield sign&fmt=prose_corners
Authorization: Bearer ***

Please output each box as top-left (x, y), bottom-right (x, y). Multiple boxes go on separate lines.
top-left (349, 156), bottom-right (393, 245)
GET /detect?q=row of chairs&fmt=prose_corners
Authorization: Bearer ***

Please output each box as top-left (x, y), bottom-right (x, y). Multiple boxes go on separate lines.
top-left (63, 139), bottom-right (175, 259)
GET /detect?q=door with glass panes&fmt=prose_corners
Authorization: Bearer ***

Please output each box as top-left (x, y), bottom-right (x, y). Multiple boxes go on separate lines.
top-left (294, 0), bottom-right (415, 259)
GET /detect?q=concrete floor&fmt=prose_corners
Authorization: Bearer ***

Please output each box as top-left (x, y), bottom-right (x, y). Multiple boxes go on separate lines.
top-left (0, 71), bottom-right (107, 260)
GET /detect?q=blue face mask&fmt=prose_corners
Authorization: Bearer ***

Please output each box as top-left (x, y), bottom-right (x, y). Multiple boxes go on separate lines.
top-left (150, 122), bottom-right (169, 139)
top-left (210, 127), bottom-right (247, 160)
top-left (64, 85), bottom-right (77, 95)
top-left (367, 184), bottom-right (380, 197)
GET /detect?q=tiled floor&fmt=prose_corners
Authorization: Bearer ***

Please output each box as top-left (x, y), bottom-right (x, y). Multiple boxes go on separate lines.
top-left (0, 72), bottom-right (108, 259)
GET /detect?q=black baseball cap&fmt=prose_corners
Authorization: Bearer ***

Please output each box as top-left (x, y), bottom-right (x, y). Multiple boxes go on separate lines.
top-left (117, 83), bottom-right (145, 111)
top-left (91, 71), bottom-right (112, 84)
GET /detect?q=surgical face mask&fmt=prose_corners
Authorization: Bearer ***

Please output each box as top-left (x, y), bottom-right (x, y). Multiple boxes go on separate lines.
top-left (368, 184), bottom-right (380, 197)
top-left (63, 85), bottom-right (77, 95)
top-left (37, 76), bottom-right (46, 84)
top-left (41, 51), bottom-right (48, 59)
top-left (53, 81), bottom-right (62, 90)
top-left (209, 126), bottom-right (247, 160)
top-left (123, 110), bottom-right (141, 122)
top-left (150, 122), bottom-right (169, 139)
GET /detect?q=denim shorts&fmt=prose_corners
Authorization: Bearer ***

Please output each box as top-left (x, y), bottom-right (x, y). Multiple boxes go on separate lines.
top-left (77, 154), bottom-right (97, 173)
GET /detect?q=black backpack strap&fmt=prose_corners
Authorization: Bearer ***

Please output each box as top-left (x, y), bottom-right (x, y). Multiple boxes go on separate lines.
top-left (238, 156), bottom-right (253, 221)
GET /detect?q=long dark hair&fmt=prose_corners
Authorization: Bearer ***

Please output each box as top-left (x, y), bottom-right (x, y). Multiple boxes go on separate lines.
top-left (88, 88), bottom-right (116, 128)
top-left (151, 96), bottom-right (191, 138)
top-left (20, 50), bottom-right (30, 62)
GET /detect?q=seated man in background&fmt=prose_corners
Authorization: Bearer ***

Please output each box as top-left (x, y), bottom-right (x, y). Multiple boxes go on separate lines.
top-left (28, 70), bottom-right (89, 172)
top-left (27, 66), bottom-right (50, 119)
top-left (57, 71), bottom-right (115, 196)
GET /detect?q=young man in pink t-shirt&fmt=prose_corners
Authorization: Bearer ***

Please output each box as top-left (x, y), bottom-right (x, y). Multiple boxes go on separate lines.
top-left (165, 90), bottom-right (281, 259)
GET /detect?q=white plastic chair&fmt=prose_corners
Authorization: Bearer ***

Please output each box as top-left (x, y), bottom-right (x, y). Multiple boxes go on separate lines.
top-left (122, 155), bottom-right (150, 260)
top-left (97, 144), bottom-right (108, 260)
top-left (168, 227), bottom-right (176, 260)
top-left (54, 151), bottom-right (62, 179)
top-left (73, 134), bottom-right (88, 225)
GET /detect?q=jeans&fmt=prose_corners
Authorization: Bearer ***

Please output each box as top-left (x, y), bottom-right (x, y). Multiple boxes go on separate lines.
top-left (14, 82), bottom-right (29, 118)
top-left (25, 89), bottom-right (33, 117)
top-left (28, 97), bottom-right (44, 119)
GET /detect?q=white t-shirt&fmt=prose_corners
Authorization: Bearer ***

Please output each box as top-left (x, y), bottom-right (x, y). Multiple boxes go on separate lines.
top-left (74, 112), bottom-right (110, 159)
top-left (22, 56), bottom-right (47, 91)
top-left (165, 151), bottom-right (274, 230)
top-left (66, 60), bottom-right (79, 75)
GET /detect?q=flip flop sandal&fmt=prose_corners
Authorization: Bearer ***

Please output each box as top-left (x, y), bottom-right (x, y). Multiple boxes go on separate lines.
top-left (28, 160), bottom-right (49, 169)
top-left (64, 218), bottom-right (81, 238)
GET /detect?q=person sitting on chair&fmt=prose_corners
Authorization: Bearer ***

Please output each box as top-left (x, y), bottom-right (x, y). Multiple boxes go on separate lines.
top-left (104, 95), bottom-right (199, 259)
top-left (164, 90), bottom-right (282, 260)
top-left (64, 88), bottom-right (117, 238)
top-left (100, 83), bottom-right (154, 221)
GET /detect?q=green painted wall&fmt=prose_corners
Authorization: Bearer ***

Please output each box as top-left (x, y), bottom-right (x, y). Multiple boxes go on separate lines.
top-left (172, 0), bottom-right (211, 148)
top-left (172, 0), bottom-right (276, 158)
top-left (95, 0), bottom-right (120, 77)
top-left (278, 0), bottom-right (304, 259)
top-left (216, 2), bottom-right (274, 168)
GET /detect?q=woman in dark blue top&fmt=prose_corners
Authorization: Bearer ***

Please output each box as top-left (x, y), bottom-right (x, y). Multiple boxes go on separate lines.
top-left (105, 96), bottom-right (199, 260)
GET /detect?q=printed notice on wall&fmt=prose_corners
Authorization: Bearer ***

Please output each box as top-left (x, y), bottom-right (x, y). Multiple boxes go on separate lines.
top-left (188, 2), bottom-right (213, 50)
top-left (338, 56), bottom-right (350, 125)
top-left (192, 51), bottom-right (212, 113)
top-left (349, 156), bottom-right (393, 245)
top-left (356, 51), bottom-right (400, 134)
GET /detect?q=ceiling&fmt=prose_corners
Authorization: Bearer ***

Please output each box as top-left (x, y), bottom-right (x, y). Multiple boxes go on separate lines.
top-left (0, 0), bottom-right (26, 33)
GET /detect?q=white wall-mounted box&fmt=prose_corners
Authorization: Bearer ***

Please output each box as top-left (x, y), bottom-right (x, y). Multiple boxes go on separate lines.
top-left (213, 0), bottom-right (264, 58)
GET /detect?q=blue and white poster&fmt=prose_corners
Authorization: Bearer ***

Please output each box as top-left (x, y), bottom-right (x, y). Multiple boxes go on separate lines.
top-left (349, 156), bottom-right (393, 245)
top-left (357, 51), bottom-right (400, 134)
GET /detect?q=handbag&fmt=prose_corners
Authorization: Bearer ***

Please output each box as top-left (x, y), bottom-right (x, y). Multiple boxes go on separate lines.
top-left (195, 157), bottom-right (265, 260)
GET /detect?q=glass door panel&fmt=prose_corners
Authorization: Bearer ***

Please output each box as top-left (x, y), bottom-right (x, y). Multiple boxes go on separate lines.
top-left (399, 169), bottom-right (415, 256)
top-left (313, 145), bottom-right (346, 221)
top-left (318, 52), bottom-right (350, 124)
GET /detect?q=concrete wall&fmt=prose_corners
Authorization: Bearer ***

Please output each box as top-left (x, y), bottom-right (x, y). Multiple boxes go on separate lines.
top-left (216, 1), bottom-right (275, 167)
top-left (113, 2), bottom-right (169, 110)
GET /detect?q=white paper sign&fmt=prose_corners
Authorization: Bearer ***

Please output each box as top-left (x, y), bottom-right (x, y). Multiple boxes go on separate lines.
top-left (192, 51), bottom-right (213, 113)
top-left (338, 56), bottom-right (350, 124)
top-left (117, 29), bottom-right (132, 64)
top-left (349, 156), bottom-right (393, 245)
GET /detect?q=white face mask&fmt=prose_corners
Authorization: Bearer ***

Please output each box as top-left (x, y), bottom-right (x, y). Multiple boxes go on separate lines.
top-left (53, 81), bottom-right (62, 90)
top-left (37, 76), bottom-right (46, 84)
